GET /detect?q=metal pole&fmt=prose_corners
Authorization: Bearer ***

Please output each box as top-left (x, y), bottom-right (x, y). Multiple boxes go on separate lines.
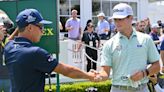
top-left (56, 54), bottom-right (60, 92)
top-left (56, 0), bottom-right (60, 91)
top-left (48, 74), bottom-right (52, 92)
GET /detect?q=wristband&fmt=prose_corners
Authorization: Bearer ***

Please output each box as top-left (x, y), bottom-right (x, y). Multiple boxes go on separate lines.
top-left (145, 69), bottom-right (149, 76)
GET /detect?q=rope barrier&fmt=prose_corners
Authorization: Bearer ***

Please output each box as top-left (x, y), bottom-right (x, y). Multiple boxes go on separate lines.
top-left (84, 51), bottom-right (98, 64)
top-left (66, 38), bottom-right (102, 64)
top-left (66, 38), bottom-right (102, 51)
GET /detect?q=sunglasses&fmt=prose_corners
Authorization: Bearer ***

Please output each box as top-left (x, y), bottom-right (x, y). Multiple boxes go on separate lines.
top-left (34, 24), bottom-right (44, 30)
top-left (88, 25), bottom-right (94, 28)
top-left (139, 25), bottom-right (145, 27)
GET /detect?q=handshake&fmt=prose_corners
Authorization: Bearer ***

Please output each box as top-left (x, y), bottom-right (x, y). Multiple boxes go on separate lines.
top-left (87, 69), bottom-right (108, 82)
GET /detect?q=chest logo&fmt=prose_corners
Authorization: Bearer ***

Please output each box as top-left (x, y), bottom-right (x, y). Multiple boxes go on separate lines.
top-left (137, 44), bottom-right (142, 47)
top-left (116, 45), bottom-right (122, 51)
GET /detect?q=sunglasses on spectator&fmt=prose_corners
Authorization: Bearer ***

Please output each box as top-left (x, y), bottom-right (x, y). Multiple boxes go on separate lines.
top-left (139, 25), bottom-right (145, 27)
top-left (88, 25), bottom-right (94, 28)
top-left (34, 24), bottom-right (44, 30)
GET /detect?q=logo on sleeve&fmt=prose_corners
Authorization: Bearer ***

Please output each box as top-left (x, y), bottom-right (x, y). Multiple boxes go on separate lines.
top-left (48, 55), bottom-right (55, 62)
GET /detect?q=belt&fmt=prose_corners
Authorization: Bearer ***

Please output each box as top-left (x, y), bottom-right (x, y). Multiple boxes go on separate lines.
top-left (68, 37), bottom-right (79, 40)
top-left (112, 84), bottom-right (147, 91)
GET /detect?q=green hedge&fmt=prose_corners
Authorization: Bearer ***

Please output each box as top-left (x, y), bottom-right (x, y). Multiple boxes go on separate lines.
top-left (45, 80), bottom-right (111, 92)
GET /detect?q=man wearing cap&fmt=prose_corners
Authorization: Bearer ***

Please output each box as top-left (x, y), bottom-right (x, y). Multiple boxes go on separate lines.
top-left (4, 9), bottom-right (96, 92)
top-left (92, 3), bottom-right (160, 92)
top-left (149, 23), bottom-right (160, 53)
top-left (108, 17), bottom-right (116, 38)
top-left (65, 9), bottom-right (82, 40)
top-left (96, 12), bottom-right (109, 40)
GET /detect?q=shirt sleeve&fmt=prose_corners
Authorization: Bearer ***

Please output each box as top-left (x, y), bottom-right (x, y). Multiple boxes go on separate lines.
top-left (65, 20), bottom-right (70, 28)
top-left (147, 37), bottom-right (160, 63)
top-left (33, 48), bottom-right (59, 74)
top-left (100, 41), bottom-right (112, 66)
top-left (105, 21), bottom-right (109, 29)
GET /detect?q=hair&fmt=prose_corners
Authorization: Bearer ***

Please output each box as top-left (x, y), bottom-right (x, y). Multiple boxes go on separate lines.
top-left (84, 19), bottom-right (92, 31)
top-left (87, 22), bottom-right (93, 27)
top-left (71, 9), bottom-right (78, 14)
top-left (18, 27), bottom-right (26, 32)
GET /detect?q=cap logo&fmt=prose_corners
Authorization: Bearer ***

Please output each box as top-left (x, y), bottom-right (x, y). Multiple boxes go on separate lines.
top-left (26, 15), bottom-right (36, 23)
top-left (113, 9), bottom-right (124, 13)
top-left (48, 55), bottom-right (55, 62)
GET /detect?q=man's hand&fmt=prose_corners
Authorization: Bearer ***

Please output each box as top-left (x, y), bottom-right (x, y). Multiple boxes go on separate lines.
top-left (87, 69), bottom-right (98, 81)
top-left (89, 69), bottom-right (103, 82)
top-left (67, 26), bottom-right (73, 31)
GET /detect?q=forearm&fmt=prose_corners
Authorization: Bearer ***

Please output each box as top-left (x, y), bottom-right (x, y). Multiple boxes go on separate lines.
top-left (154, 40), bottom-right (160, 45)
top-left (65, 27), bottom-right (71, 31)
top-left (160, 51), bottom-right (164, 66)
top-left (8, 27), bottom-right (18, 40)
top-left (104, 29), bottom-right (109, 32)
top-left (147, 61), bottom-right (160, 76)
top-left (54, 63), bottom-right (92, 80)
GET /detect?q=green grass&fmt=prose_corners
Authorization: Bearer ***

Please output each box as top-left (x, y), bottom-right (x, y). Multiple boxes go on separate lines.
top-left (45, 80), bottom-right (111, 92)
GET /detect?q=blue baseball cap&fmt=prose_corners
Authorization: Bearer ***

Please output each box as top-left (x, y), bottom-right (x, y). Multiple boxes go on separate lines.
top-left (16, 9), bottom-right (52, 28)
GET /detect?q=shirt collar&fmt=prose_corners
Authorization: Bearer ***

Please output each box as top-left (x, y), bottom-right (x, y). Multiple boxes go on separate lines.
top-left (118, 27), bottom-right (137, 39)
top-left (14, 37), bottom-right (32, 44)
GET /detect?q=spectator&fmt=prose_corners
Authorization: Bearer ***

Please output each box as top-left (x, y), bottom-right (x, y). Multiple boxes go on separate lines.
top-left (132, 20), bottom-right (137, 29)
top-left (0, 9), bottom-right (14, 92)
top-left (159, 28), bottom-right (164, 42)
top-left (157, 20), bottom-right (164, 28)
top-left (92, 3), bottom-right (160, 92)
top-left (80, 22), bottom-right (100, 72)
top-left (137, 20), bottom-right (146, 33)
top-left (96, 12), bottom-right (109, 40)
top-left (144, 17), bottom-right (151, 34)
top-left (149, 23), bottom-right (160, 53)
top-left (152, 38), bottom-right (164, 92)
top-left (4, 9), bottom-right (95, 92)
top-left (65, 9), bottom-right (81, 40)
top-left (108, 17), bottom-right (116, 38)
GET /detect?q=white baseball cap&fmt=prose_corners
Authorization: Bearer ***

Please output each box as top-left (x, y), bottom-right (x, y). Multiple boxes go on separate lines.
top-left (112, 3), bottom-right (133, 19)
top-left (97, 12), bottom-right (105, 17)
top-left (151, 23), bottom-right (160, 28)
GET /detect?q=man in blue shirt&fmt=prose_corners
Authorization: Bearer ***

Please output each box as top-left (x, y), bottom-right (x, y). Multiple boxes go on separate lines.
top-left (96, 12), bottom-right (109, 40)
top-left (4, 9), bottom-right (95, 92)
top-left (149, 23), bottom-right (160, 53)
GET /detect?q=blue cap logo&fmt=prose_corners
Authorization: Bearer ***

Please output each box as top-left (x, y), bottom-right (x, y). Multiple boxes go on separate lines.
top-left (26, 15), bottom-right (36, 23)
